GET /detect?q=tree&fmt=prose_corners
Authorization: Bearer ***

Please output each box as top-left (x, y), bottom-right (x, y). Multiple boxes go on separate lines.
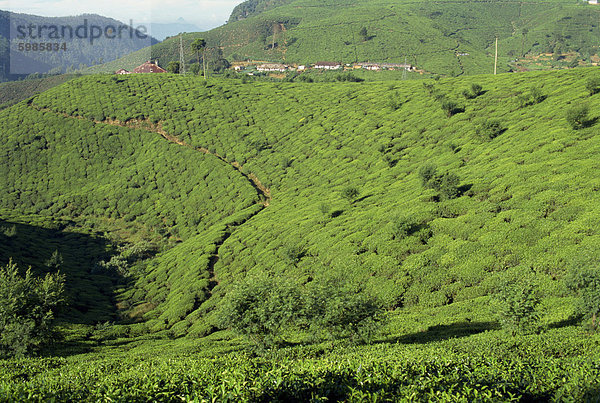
top-left (0, 259), bottom-right (65, 357)
top-left (304, 281), bottom-right (385, 344)
top-left (218, 274), bottom-right (303, 348)
top-left (167, 61), bottom-right (180, 74)
top-left (566, 104), bottom-right (591, 130)
top-left (359, 26), bottom-right (369, 41)
top-left (419, 164), bottom-right (461, 199)
top-left (191, 38), bottom-right (207, 79)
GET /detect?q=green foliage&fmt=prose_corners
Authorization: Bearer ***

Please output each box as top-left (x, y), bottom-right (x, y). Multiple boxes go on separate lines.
top-left (167, 61), bottom-right (180, 74)
top-left (476, 119), bottom-right (505, 140)
top-left (519, 86), bottom-right (546, 107)
top-left (440, 98), bottom-right (463, 117)
top-left (358, 26), bottom-right (369, 41)
top-left (219, 274), bottom-right (385, 347)
top-left (566, 267), bottom-right (600, 331)
top-left (334, 72), bottom-right (364, 82)
top-left (565, 104), bottom-right (591, 130)
top-left (218, 274), bottom-right (302, 348)
top-left (305, 281), bottom-right (385, 344)
top-left (0, 259), bottom-right (65, 357)
top-left (462, 83), bottom-right (483, 99)
top-left (341, 186), bottom-right (360, 202)
top-left (494, 276), bottom-right (541, 335)
top-left (585, 77), bottom-right (600, 96)
top-left (419, 164), bottom-right (460, 199)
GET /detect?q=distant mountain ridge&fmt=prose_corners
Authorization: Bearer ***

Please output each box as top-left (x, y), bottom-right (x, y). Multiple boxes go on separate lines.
top-left (150, 18), bottom-right (203, 41)
top-left (0, 10), bottom-right (159, 82)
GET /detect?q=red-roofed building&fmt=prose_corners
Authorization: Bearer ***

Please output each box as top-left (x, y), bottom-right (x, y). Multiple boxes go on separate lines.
top-left (133, 61), bottom-right (167, 74)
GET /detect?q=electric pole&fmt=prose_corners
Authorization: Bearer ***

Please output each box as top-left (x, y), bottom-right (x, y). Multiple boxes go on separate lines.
top-left (402, 56), bottom-right (407, 80)
top-left (494, 36), bottom-right (498, 75)
top-left (179, 36), bottom-right (186, 75)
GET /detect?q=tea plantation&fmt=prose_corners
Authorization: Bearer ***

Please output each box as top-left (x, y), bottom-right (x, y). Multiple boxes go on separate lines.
top-left (1, 68), bottom-right (600, 399)
top-left (92, 0), bottom-right (600, 76)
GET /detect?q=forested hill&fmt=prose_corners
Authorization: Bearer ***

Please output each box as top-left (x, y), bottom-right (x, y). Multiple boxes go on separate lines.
top-left (0, 11), bottom-right (159, 82)
top-left (93, 0), bottom-right (600, 76)
top-left (2, 68), bottom-right (600, 337)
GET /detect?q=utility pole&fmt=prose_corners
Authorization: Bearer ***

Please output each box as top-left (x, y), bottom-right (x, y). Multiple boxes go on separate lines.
top-left (402, 56), bottom-right (407, 80)
top-left (494, 36), bottom-right (498, 75)
top-left (179, 36), bottom-right (186, 75)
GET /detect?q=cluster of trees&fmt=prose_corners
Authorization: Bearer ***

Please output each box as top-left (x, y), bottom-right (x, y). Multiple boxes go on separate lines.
top-left (0, 260), bottom-right (65, 357)
top-left (218, 274), bottom-right (385, 348)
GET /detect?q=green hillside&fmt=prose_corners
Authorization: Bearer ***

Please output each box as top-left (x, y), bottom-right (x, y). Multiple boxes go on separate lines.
top-left (2, 68), bottom-right (600, 398)
top-left (0, 74), bottom-right (78, 109)
top-left (94, 0), bottom-right (600, 76)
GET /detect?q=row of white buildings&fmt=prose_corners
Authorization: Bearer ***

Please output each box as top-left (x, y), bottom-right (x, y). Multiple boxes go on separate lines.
top-left (241, 61), bottom-right (414, 73)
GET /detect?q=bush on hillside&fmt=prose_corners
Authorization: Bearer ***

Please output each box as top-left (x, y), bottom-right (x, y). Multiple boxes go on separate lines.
top-left (566, 104), bottom-right (592, 130)
top-left (304, 282), bottom-right (385, 344)
top-left (0, 259), bottom-right (65, 357)
top-left (440, 99), bottom-right (463, 117)
top-left (463, 83), bottom-right (483, 99)
top-left (218, 275), bottom-right (303, 348)
top-left (565, 267), bottom-right (600, 331)
top-left (494, 276), bottom-right (541, 336)
top-left (519, 87), bottom-right (546, 107)
top-left (419, 164), bottom-right (461, 199)
top-left (218, 275), bottom-right (386, 348)
top-left (476, 119), bottom-right (505, 140)
top-left (585, 77), bottom-right (600, 96)
top-left (341, 186), bottom-right (360, 202)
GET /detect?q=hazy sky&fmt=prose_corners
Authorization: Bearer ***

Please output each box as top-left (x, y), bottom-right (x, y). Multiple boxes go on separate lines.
top-left (0, 0), bottom-right (246, 30)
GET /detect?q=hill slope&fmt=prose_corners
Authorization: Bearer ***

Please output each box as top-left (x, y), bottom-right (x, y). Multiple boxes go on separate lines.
top-left (96, 0), bottom-right (600, 76)
top-left (2, 68), bottom-right (600, 336)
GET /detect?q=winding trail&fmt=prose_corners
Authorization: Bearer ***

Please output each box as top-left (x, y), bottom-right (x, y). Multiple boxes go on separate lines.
top-left (28, 101), bottom-right (271, 295)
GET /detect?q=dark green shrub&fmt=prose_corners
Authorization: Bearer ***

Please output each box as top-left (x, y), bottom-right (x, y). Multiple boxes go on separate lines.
top-left (494, 277), bottom-right (541, 335)
top-left (476, 119), bottom-right (505, 140)
top-left (167, 61), bottom-right (180, 74)
top-left (565, 267), bottom-right (600, 331)
top-left (519, 87), bottom-right (546, 107)
top-left (566, 104), bottom-right (591, 130)
top-left (585, 77), bottom-right (600, 96)
top-left (335, 73), bottom-right (364, 82)
top-left (418, 164), bottom-right (437, 186)
top-left (419, 165), bottom-right (461, 199)
top-left (341, 186), bottom-right (360, 202)
top-left (463, 83), bottom-right (483, 99)
top-left (428, 171), bottom-right (461, 199)
top-left (304, 282), bottom-right (385, 344)
top-left (440, 99), bottom-right (463, 117)
top-left (218, 275), bottom-right (303, 348)
top-left (0, 260), bottom-right (65, 357)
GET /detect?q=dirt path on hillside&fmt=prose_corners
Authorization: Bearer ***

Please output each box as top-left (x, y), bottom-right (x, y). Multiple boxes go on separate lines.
top-left (28, 101), bottom-right (271, 296)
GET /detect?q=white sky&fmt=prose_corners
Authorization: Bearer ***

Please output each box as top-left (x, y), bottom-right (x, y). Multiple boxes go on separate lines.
top-left (0, 0), bottom-right (246, 30)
